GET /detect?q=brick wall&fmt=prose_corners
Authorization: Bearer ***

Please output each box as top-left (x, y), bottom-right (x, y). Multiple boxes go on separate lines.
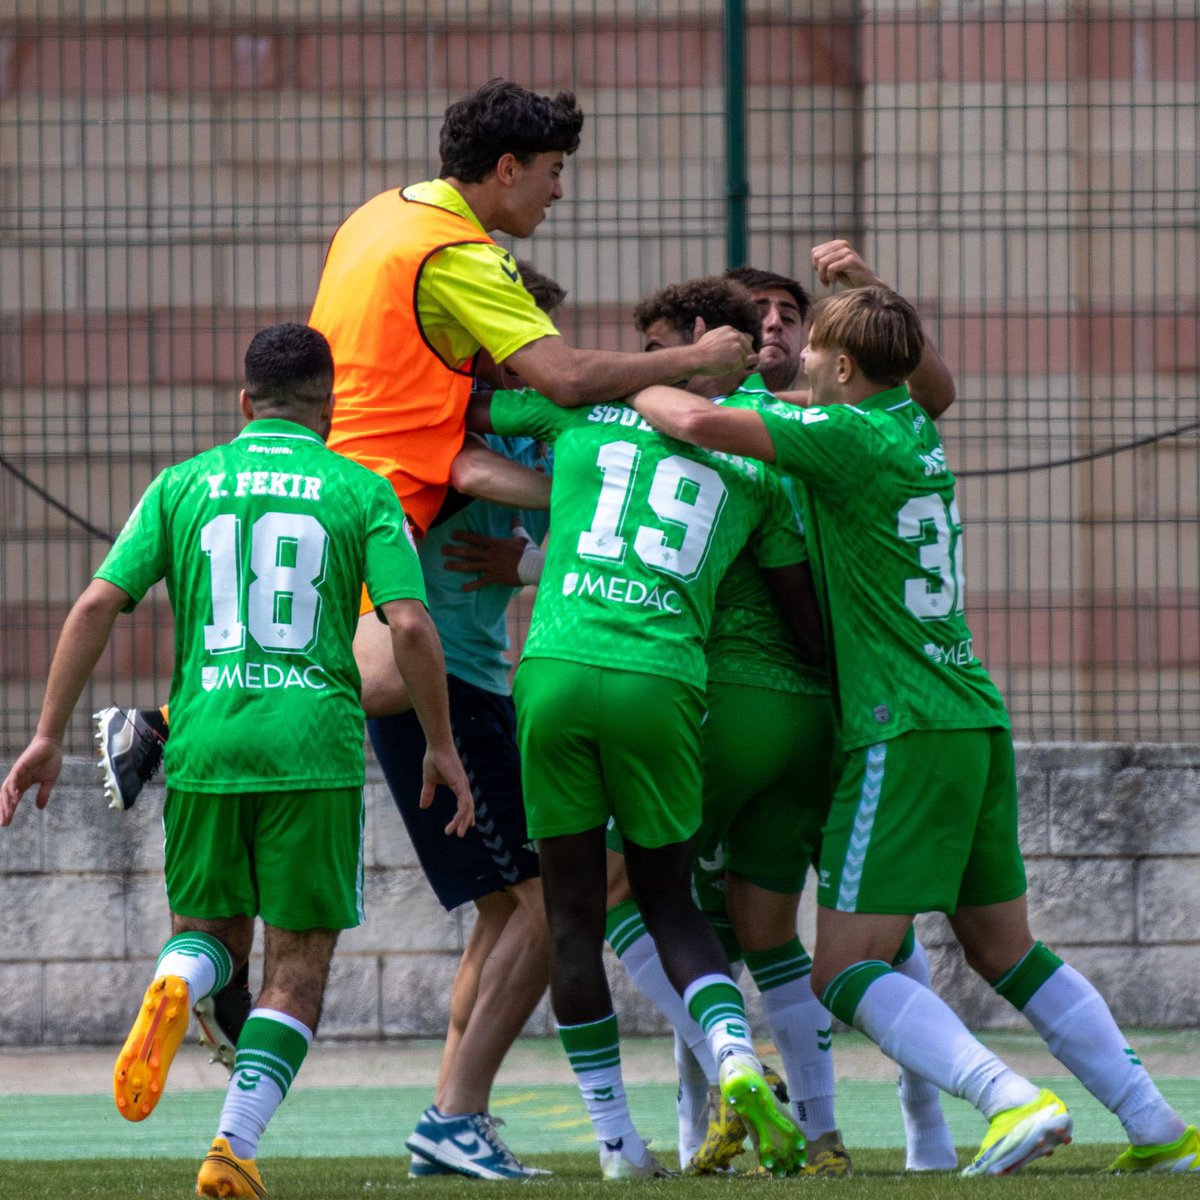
top-left (1, 743), bottom-right (1197, 1046)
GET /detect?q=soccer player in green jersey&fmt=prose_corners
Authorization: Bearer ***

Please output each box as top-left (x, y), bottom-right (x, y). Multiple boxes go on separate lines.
top-left (629, 287), bottom-right (1200, 1176)
top-left (0, 324), bottom-right (475, 1196)
top-left (608, 273), bottom-right (953, 1176)
top-left (465, 294), bottom-right (807, 1179)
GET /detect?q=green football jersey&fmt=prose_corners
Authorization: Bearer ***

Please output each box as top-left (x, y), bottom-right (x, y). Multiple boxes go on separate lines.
top-left (489, 388), bottom-right (804, 689)
top-left (759, 385), bottom-right (1009, 750)
top-left (96, 418), bottom-right (426, 792)
top-left (707, 378), bottom-right (830, 698)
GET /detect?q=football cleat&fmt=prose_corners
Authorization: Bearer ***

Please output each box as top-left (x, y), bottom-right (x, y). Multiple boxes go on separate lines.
top-left (94, 705), bottom-right (168, 810)
top-left (718, 1054), bottom-right (806, 1176)
top-left (799, 1130), bottom-right (853, 1177)
top-left (685, 1084), bottom-right (748, 1174)
top-left (599, 1136), bottom-right (676, 1179)
top-left (114, 975), bottom-right (190, 1121)
top-left (194, 961), bottom-right (253, 1074)
top-left (196, 1136), bottom-right (268, 1197)
top-left (405, 1107), bottom-right (546, 1180)
top-left (962, 1088), bottom-right (1072, 1176)
top-left (1109, 1124), bottom-right (1200, 1174)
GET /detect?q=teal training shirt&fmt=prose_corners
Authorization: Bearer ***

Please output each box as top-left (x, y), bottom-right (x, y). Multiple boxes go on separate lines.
top-left (416, 435), bottom-right (551, 695)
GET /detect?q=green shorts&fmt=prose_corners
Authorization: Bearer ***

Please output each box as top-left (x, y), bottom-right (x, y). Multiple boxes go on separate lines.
top-left (817, 727), bottom-right (1026, 915)
top-left (163, 787), bottom-right (366, 931)
top-left (694, 682), bottom-right (837, 895)
top-left (514, 658), bottom-right (705, 848)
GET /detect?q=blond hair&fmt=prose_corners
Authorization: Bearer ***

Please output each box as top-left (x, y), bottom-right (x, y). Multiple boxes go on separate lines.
top-left (808, 287), bottom-right (925, 387)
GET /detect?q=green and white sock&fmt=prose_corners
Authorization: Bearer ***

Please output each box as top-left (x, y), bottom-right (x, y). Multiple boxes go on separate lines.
top-left (683, 973), bottom-right (756, 1067)
top-left (999, 944), bottom-right (1185, 1146)
top-left (605, 901), bottom-right (717, 1083)
top-left (825, 961), bottom-right (1038, 1118)
top-left (745, 939), bottom-right (835, 1139)
top-left (558, 1013), bottom-right (636, 1145)
top-left (155, 931), bottom-right (232, 1004)
top-left (217, 1009), bottom-right (312, 1160)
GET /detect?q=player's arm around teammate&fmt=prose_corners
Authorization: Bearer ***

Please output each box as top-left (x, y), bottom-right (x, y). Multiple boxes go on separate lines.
top-left (630, 290), bottom-right (1199, 1178)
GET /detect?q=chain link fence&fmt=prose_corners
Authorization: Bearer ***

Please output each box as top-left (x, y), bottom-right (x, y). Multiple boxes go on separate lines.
top-left (2, 2), bottom-right (1197, 753)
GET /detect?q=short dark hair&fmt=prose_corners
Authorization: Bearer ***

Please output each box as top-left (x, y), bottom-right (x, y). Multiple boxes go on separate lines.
top-left (809, 288), bottom-right (925, 387)
top-left (632, 276), bottom-right (763, 352)
top-left (723, 266), bottom-right (811, 325)
top-left (514, 259), bottom-right (567, 314)
top-left (244, 323), bottom-right (334, 409)
top-left (439, 79), bottom-right (584, 184)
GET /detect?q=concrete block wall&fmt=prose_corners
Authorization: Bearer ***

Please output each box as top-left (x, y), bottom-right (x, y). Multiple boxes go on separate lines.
top-left (1, 743), bottom-right (1197, 1046)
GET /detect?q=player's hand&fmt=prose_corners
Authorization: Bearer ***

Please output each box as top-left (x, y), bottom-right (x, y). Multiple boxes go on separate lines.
top-left (811, 239), bottom-right (886, 290)
top-left (441, 530), bottom-right (528, 591)
top-left (420, 745), bottom-right (475, 837)
top-left (689, 318), bottom-right (758, 377)
top-left (0, 736), bottom-right (62, 827)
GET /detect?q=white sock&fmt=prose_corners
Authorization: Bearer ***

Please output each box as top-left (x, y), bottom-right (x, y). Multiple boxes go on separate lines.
top-left (758, 978), bottom-right (837, 1140)
top-left (1023, 964), bottom-right (1185, 1146)
top-left (674, 1032), bottom-right (710, 1167)
top-left (855, 971), bottom-right (1039, 1118)
top-left (684, 974), bottom-right (758, 1068)
top-left (155, 932), bottom-right (229, 1003)
top-left (558, 1014), bottom-right (638, 1145)
top-left (217, 1008), bottom-right (312, 1160)
top-left (620, 930), bottom-right (718, 1081)
top-left (892, 938), bottom-right (958, 1169)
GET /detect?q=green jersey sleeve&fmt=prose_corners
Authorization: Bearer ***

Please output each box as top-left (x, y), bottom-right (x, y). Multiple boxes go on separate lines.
top-left (94, 470), bottom-right (171, 609)
top-left (488, 387), bottom-right (573, 443)
top-left (362, 473), bottom-right (428, 608)
top-left (759, 402), bottom-right (885, 493)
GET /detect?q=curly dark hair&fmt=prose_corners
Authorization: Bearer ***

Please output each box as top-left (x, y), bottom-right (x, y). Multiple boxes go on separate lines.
top-left (723, 266), bottom-right (811, 326)
top-left (439, 79), bottom-right (584, 183)
top-left (244, 323), bottom-right (333, 409)
top-left (632, 276), bottom-right (763, 352)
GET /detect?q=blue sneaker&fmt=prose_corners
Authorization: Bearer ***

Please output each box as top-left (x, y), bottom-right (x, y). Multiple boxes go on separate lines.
top-left (405, 1107), bottom-right (547, 1180)
top-left (408, 1151), bottom-right (456, 1178)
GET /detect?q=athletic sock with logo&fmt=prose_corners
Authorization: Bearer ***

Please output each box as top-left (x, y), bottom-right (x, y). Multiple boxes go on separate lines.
top-left (996, 943), bottom-right (1185, 1145)
top-left (674, 1030), bottom-right (711, 1166)
top-left (890, 930), bottom-right (958, 1169)
top-left (824, 961), bottom-right (1040, 1118)
top-left (605, 900), bottom-right (717, 1083)
top-left (743, 939), bottom-right (836, 1139)
top-left (683, 974), bottom-right (757, 1067)
top-left (558, 1013), bottom-right (638, 1146)
top-left (154, 931), bottom-right (233, 1004)
top-left (217, 1009), bottom-right (312, 1160)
